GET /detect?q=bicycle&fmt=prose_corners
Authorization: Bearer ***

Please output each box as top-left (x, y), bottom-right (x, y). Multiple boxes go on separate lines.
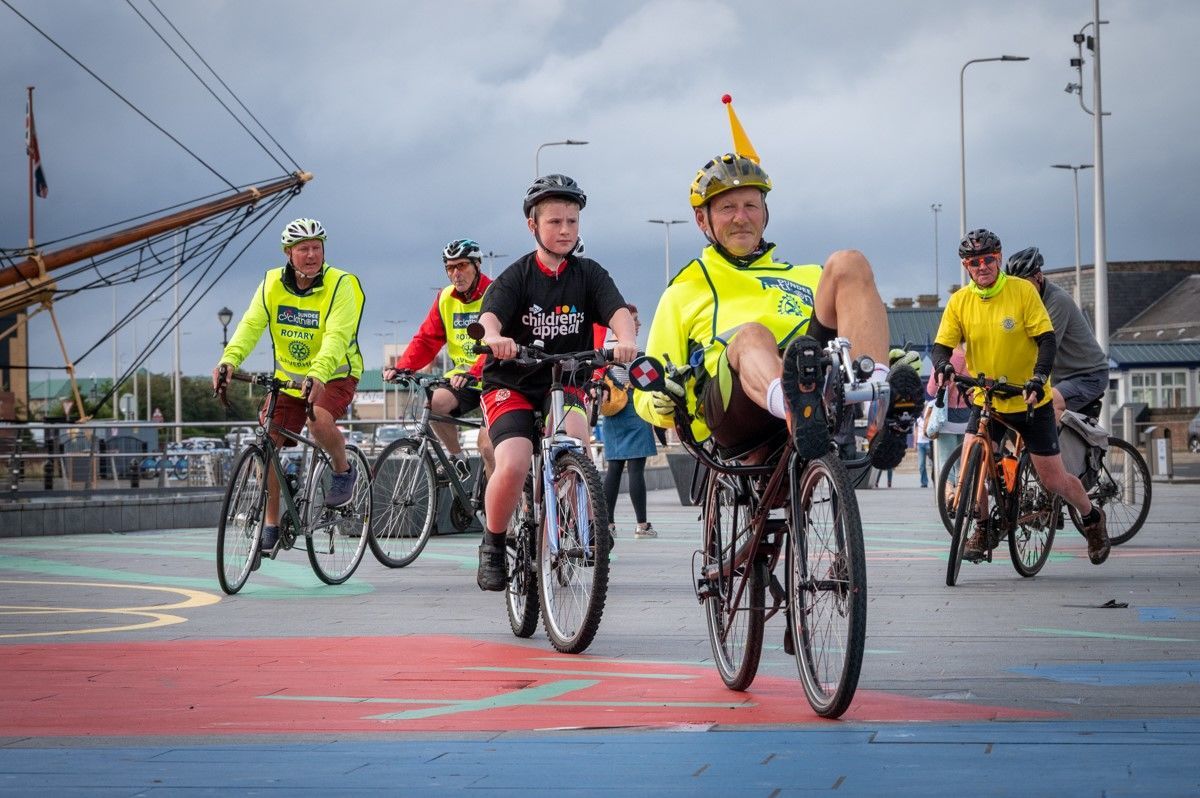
top-left (630, 337), bottom-right (873, 718)
top-left (470, 325), bottom-right (613, 655)
top-left (370, 373), bottom-right (488, 568)
top-left (214, 369), bottom-right (373, 594)
top-left (938, 374), bottom-right (1058, 586)
top-left (936, 397), bottom-right (1151, 546)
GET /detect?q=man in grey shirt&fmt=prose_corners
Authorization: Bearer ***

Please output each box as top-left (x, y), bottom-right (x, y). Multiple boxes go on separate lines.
top-left (1005, 247), bottom-right (1109, 419)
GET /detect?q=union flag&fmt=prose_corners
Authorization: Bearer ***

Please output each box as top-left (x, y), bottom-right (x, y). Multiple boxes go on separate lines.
top-left (25, 96), bottom-right (48, 198)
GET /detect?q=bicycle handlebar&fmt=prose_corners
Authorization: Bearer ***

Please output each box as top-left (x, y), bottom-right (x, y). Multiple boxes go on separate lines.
top-left (471, 342), bottom-right (614, 369)
top-left (214, 366), bottom-right (313, 420)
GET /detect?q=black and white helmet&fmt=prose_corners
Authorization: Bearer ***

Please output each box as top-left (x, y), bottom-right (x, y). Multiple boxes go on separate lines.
top-left (573, 238), bottom-right (585, 257)
top-left (523, 174), bottom-right (587, 218)
top-left (1005, 246), bottom-right (1044, 278)
top-left (442, 238), bottom-right (482, 262)
top-left (280, 218), bottom-right (326, 251)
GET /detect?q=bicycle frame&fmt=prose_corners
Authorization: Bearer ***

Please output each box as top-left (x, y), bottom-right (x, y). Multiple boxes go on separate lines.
top-left (395, 374), bottom-right (487, 514)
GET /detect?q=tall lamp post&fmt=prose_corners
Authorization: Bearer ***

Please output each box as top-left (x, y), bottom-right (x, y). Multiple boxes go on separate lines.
top-left (1051, 163), bottom-right (1093, 309)
top-left (930, 203), bottom-right (942, 301)
top-left (481, 250), bottom-right (508, 278)
top-left (647, 219), bottom-right (687, 285)
top-left (217, 307), bottom-right (233, 348)
top-left (959, 54), bottom-right (1029, 284)
top-left (535, 139), bottom-right (588, 177)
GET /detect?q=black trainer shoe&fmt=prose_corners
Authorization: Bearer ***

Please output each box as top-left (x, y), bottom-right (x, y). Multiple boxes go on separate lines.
top-left (867, 362), bottom-right (924, 470)
top-left (1079, 507), bottom-right (1111, 565)
top-left (782, 336), bottom-right (830, 461)
top-left (477, 538), bottom-right (507, 591)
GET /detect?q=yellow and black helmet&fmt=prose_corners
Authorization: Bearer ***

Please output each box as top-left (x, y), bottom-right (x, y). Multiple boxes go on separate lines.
top-left (689, 153), bottom-right (772, 208)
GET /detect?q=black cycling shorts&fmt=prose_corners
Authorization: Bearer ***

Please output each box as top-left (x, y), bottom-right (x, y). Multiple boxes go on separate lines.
top-left (441, 383), bottom-right (482, 417)
top-left (966, 401), bottom-right (1059, 457)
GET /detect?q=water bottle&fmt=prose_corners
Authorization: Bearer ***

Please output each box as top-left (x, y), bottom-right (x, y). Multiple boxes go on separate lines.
top-left (284, 472), bottom-right (300, 499)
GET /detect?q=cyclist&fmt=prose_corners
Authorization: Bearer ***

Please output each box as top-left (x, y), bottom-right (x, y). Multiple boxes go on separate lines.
top-left (474, 174), bottom-right (638, 591)
top-left (633, 98), bottom-right (923, 469)
top-left (385, 238), bottom-right (494, 477)
top-left (1004, 246), bottom-right (1109, 422)
top-left (932, 228), bottom-right (1110, 565)
top-left (212, 218), bottom-right (365, 551)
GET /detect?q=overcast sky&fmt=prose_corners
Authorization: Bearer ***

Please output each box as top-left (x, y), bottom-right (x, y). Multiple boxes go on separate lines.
top-left (3, 0), bottom-right (1198, 384)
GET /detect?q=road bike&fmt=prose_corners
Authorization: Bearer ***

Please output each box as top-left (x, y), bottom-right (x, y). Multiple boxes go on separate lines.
top-left (471, 328), bottom-right (613, 655)
top-left (214, 370), bottom-right (373, 594)
top-left (938, 374), bottom-right (1060, 586)
top-left (630, 337), bottom-right (875, 718)
top-left (936, 396), bottom-right (1151, 546)
top-left (370, 373), bottom-right (488, 568)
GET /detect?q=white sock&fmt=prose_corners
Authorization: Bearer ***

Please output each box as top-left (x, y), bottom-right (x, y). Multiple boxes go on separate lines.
top-left (766, 377), bottom-right (787, 419)
top-left (870, 363), bottom-right (889, 384)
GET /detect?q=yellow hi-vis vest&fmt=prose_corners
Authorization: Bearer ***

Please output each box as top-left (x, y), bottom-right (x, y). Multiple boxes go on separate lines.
top-left (437, 284), bottom-right (485, 382)
top-left (634, 245), bottom-right (822, 441)
top-left (222, 263), bottom-right (365, 398)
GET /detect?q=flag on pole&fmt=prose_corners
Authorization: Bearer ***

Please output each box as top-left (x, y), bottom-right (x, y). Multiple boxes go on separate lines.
top-left (25, 96), bottom-right (48, 198)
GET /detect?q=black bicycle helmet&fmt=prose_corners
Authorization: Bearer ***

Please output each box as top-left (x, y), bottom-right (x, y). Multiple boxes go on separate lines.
top-left (523, 174), bottom-right (587, 218)
top-left (958, 228), bottom-right (1002, 258)
top-left (1005, 246), bottom-right (1044, 278)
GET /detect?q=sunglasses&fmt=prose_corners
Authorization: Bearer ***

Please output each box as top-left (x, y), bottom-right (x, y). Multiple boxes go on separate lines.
top-left (445, 261), bottom-right (475, 273)
top-left (962, 254), bottom-right (1000, 269)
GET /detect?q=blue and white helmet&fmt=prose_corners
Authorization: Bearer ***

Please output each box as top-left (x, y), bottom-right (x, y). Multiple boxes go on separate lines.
top-left (442, 238), bottom-right (482, 262)
top-left (280, 218), bottom-right (326, 251)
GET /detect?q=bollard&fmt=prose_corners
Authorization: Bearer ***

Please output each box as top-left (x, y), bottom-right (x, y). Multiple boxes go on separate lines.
top-left (8, 446), bottom-right (18, 495)
top-left (43, 438), bottom-right (54, 490)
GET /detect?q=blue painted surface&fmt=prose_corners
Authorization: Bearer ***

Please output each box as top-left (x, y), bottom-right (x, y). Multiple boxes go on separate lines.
top-left (1, 721), bottom-right (1199, 796)
top-left (1010, 660), bottom-right (1200, 686)
top-left (1140, 606), bottom-right (1200, 622)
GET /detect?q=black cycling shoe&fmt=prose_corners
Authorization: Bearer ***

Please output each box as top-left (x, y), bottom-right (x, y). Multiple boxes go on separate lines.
top-left (476, 538), bottom-right (507, 591)
top-left (868, 362), bottom-right (924, 470)
top-left (782, 336), bottom-right (830, 461)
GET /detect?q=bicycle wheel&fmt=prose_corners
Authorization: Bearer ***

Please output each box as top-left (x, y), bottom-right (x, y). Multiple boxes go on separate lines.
top-left (537, 450), bottom-right (610, 654)
top-left (947, 443), bottom-right (984, 586)
top-left (216, 445), bottom-right (267, 595)
top-left (506, 477), bottom-right (540, 638)
top-left (936, 443), bottom-right (963, 535)
top-left (789, 453), bottom-right (866, 718)
top-left (702, 472), bottom-right (764, 691)
top-left (1008, 452), bottom-right (1057, 577)
top-left (304, 447), bottom-right (372, 585)
top-left (1069, 437), bottom-right (1152, 546)
top-left (369, 438), bottom-right (436, 567)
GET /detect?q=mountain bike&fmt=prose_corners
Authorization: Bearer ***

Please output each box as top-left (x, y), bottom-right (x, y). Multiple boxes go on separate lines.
top-left (936, 397), bottom-right (1151, 546)
top-left (370, 373), bottom-right (488, 568)
top-left (938, 374), bottom-right (1059, 586)
top-left (471, 327), bottom-right (613, 655)
top-left (214, 369), bottom-right (373, 594)
top-left (630, 337), bottom-right (875, 718)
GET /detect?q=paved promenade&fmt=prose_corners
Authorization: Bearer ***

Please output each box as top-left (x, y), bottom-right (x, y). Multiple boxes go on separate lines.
top-left (1, 465), bottom-right (1198, 795)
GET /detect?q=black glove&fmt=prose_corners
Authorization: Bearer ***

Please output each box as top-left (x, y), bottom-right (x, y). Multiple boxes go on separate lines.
top-left (1023, 375), bottom-right (1046, 404)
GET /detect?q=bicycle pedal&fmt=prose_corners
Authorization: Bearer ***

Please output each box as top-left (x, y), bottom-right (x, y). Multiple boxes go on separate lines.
top-left (695, 578), bottom-right (718, 603)
top-left (783, 624), bottom-right (795, 656)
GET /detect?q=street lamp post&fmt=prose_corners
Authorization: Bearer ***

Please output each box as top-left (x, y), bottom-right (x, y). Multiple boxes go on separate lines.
top-left (1051, 163), bottom-right (1093, 309)
top-left (217, 307), bottom-right (233, 348)
top-left (647, 219), bottom-right (687, 285)
top-left (481, 250), bottom-right (508, 278)
top-left (959, 54), bottom-right (1029, 284)
top-left (535, 139), bottom-right (588, 177)
top-left (930, 203), bottom-right (942, 301)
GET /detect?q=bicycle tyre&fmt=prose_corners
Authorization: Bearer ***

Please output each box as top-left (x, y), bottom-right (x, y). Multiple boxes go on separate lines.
top-left (506, 477), bottom-right (540, 638)
top-left (538, 450), bottom-right (610, 654)
top-left (216, 445), bottom-right (267, 595)
top-left (947, 444), bottom-right (984, 586)
top-left (936, 443), bottom-right (963, 536)
top-left (789, 453), bottom-right (866, 718)
top-left (304, 446), bottom-right (372, 585)
top-left (369, 437), bottom-right (436, 568)
top-left (1068, 437), bottom-right (1152, 546)
top-left (1008, 452), bottom-right (1056, 577)
top-left (702, 472), bottom-right (764, 691)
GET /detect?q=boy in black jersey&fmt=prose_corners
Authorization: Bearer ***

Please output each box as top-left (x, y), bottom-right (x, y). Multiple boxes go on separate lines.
top-left (474, 174), bottom-right (638, 591)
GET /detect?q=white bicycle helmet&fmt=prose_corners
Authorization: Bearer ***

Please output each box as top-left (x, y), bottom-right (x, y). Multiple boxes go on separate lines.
top-left (281, 218), bottom-right (327, 251)
top-left (442, 238), bottom-right (482, 262)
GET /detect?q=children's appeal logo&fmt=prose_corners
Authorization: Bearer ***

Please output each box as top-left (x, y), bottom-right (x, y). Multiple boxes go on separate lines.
top-left (521, 304), bottom-right (585, 339)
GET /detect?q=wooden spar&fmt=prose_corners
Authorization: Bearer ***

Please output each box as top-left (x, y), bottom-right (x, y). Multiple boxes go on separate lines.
top-left (0, 170), bottom-right (311, 291)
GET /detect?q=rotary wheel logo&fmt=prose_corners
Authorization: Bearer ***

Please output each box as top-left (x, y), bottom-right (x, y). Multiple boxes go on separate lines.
top-left (1002, 317), bottom-right (1016, 331)
top-left (288, 341), bottom-right (311, 361)
top-left (777, 295), bottom-right (803, 317)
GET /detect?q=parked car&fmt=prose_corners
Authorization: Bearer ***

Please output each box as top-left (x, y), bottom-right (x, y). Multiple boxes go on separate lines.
top-left (1188, 410), bottom-right (1200, 453)
top-left (337, 426), bottom-right (366, 447)
top-left (225, 426), bottom-right (255, 449)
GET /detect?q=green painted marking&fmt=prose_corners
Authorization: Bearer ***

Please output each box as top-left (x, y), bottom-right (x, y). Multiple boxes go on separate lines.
top-left (0, 554), bottom-right (372, 598)
top-left (1023, 627), bottom-right (1195, 643)
top-left (365, 679), bottom-right (598, 720)
top-left (465, 666), bottom-right (692, 680)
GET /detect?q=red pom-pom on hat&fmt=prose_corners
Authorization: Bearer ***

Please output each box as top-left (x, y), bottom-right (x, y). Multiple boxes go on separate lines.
top-left (721, 94), bottom-right (732, 104)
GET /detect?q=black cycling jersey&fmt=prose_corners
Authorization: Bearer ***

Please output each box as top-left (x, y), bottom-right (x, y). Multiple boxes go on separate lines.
top-left (481, 251), bottom-right (626, 397)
